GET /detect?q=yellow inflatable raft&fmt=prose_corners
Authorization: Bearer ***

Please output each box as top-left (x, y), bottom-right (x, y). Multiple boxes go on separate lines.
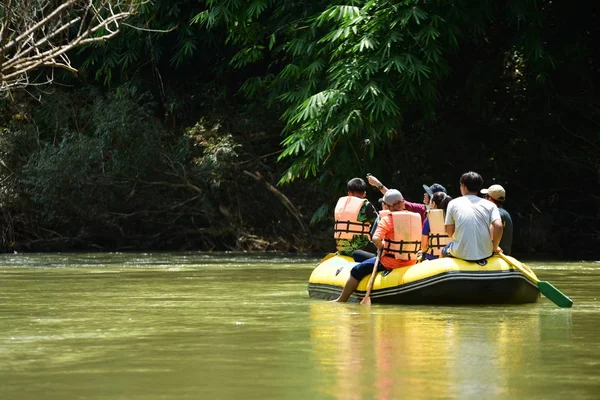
top-left (308, 254), bottom-right (540, 304)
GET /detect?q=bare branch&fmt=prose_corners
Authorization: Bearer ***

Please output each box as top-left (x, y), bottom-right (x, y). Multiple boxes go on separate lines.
top-left (0, 0), bottom-right (138, 94)
top-left (0, 0), bottom-right (14, 44)
top-left (243, 170), bottom-right (311, 238)
top-left (0, 1), bottom-right (78, 55)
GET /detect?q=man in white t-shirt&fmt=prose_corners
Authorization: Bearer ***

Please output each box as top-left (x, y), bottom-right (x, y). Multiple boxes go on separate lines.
top-left (443, 172), bottom-right (503, 261)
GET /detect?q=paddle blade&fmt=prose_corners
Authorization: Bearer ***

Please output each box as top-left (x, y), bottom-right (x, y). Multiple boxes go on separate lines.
top-left (360, 296), bottom-right (371, 305)
top-left (538, 281), bottom-right (573, 308)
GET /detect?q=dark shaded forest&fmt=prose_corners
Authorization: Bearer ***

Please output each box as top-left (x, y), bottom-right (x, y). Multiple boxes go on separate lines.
top-left (0, 1), bottom-right (598, 258)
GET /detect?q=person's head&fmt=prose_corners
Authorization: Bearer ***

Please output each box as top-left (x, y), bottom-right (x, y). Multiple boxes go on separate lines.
top-left (481, 184), bottom-right (506, 205)
top-left (459, 171), bottom-right (483, 195)
top-left (381, 189), bottom-right (405, 211)
top-left (431, 192), bottom-right (452, 212)
top-left (347, 177), bottom-right (367, 198)
top-left (422, 183), bottom-right (447, 205)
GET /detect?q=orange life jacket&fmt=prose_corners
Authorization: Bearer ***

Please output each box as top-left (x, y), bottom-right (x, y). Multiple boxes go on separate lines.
top-left (378, 210), bottom-right (391, 218)
top-left (333, 196), bottom-right (371, 240)
top-left (382, 211), bottom-right (421, 261)
top-left (427, 209), bottom-right (450, 257)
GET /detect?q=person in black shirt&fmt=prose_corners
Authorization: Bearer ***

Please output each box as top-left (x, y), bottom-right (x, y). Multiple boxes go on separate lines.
top-left (481, 184), bottom-right (513, 255)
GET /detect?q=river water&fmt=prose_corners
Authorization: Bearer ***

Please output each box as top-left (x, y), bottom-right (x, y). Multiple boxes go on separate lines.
top-left (0, 252), bottom-right (598, 400)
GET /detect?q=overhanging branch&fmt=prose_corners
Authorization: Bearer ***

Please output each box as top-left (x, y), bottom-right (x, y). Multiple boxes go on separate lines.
top-left (0, 0), bottom-right (138, 93)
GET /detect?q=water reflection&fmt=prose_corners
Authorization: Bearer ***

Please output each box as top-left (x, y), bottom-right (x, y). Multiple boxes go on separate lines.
top-left (309, 302), bottom-right (573, 399)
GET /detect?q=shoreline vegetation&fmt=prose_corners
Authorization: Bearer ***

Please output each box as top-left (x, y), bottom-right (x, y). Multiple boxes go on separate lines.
top-left (0, 1), bottom-right (597, 259)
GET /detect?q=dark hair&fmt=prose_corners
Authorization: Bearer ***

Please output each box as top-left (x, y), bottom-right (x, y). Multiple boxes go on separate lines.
top-left (432, 192), bottom-right (452, 212)
top-left (459, 171), bottom-right (483, 193)
top-left (347, 177), bottom-right (367, 193)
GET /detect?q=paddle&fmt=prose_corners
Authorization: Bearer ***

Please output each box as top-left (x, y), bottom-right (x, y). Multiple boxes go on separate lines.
top-left (360, 246), bottom-right (383, 305)
top-left (498, 253), bottom-right (573, 308)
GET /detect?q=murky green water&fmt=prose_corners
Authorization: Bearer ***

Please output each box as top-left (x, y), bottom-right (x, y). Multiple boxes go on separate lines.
top-left (0, 253), bottom-right (598, 400)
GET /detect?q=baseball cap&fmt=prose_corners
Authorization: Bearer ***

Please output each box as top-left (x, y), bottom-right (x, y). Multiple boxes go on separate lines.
top-left (423, 183), bottom-right (447, 197)
top-left (481, 184), bottom-right (506, 201)
top-left (381, 189), bottom-right (404, 206)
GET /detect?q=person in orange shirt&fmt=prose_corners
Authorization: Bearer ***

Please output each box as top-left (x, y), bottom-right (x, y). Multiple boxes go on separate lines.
top-left (332, 189), bottom-right (421, 302)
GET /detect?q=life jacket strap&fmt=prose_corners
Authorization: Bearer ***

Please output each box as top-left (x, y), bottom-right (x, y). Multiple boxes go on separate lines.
top-left (428, 233), bottom-right (449, 252)
top-left (333, 220), bottom-right (371, 236)
top-left (384, 239), bottom-right (421, 259)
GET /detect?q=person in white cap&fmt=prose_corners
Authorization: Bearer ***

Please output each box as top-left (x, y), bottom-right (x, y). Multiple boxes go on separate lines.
top-left (481, 184), bottom-right (513, 255)
top-left (332, 189), bottom-right (421, 302)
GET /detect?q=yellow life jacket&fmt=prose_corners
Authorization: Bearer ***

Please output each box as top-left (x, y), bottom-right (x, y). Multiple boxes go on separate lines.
top-left (333, 196), bottom-right (371, 241)
top-left (427, 209), bottom-right (450, 257)
top-left (382, 211), bottom-right (421, 260)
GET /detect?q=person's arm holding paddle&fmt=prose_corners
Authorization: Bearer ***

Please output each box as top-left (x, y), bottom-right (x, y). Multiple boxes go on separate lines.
top-left (360, 210), bottom-right (386, 304)
top-left (371, 231), bottom-right (384, 250)
top-left (360, 244), bottom-right (383, 305)
top-left (360, 194), bottom-right (399, 303)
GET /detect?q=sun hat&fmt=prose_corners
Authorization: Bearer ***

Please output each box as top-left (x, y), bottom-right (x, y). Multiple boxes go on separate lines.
top-left (381, 189), bottom-right (404, 206)
top-left (481, 184), bottom-right (506, 201)
top-left (423, 183), bottom-right (447, 197)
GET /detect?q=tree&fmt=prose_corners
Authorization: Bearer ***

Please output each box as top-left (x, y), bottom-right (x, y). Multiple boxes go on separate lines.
top-left (194, 1), bottom-right (555, 184)
top-left (0, 0), bottom-right (137, 93)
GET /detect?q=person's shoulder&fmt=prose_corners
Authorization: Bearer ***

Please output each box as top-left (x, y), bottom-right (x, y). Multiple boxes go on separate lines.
top-left (487, 201), bottom-right (502, 220)
top-left (499, 207), bottom-right (512, 218)
top-left (377, 212), bottom-right (392, 227)
top-left (467, 195), bottom-right (492, 208)
top-left (363, 200), bottom-right (378, 211)
top-left (487, 200), bottom-right (500, 210)
top-left (363, 200), bottom-right (378, 215)
top-left (451, 195), bottom-right (470, 202)
top-left (447, 196), bottom-right (464, 207)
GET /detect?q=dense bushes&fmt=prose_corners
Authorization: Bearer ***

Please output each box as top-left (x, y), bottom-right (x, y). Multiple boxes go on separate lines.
top-left (0, 85), bottom-right (322, 252)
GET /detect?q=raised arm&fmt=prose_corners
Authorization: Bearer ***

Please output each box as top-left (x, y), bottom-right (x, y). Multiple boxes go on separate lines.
top-left (366, 175), bottom-right (388, 195)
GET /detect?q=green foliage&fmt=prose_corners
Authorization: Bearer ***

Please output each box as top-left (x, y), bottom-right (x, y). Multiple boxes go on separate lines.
top-left (193, 0), bottom-right (560, 185)
top-left (77, 0), bottom-right (210, 85)
top-left (184, 121), bottom-right (241, 183)
top-left (1, 84), bottom-right (285, 251)
top-left (24, 134), bottom-right (104, 223)
top-left (310, 203), bottom-right (329, 226)
top-left (21, 86), bottom-right (167, 225)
